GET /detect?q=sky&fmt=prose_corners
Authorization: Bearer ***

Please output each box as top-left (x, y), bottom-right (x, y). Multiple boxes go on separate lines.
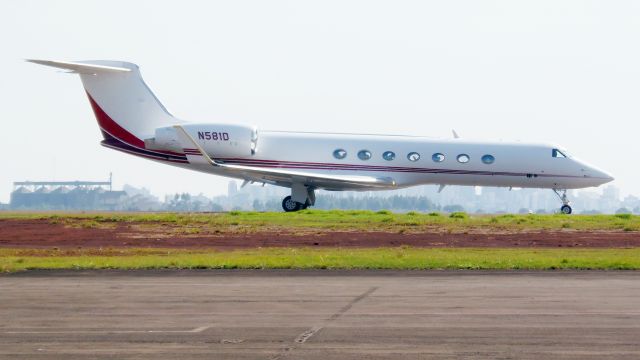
top-left (1, 0), bottom-right (639, 203)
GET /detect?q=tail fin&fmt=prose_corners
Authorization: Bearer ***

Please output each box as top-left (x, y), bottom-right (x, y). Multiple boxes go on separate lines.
top-left (27, 59), bottom-right (181, 149)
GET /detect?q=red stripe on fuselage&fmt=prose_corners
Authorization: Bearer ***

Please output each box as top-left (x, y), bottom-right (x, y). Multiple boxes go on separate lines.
top-left (86, 91), bottom-right (146, 148)
top-left (85, 91), bottom-right (186, 157)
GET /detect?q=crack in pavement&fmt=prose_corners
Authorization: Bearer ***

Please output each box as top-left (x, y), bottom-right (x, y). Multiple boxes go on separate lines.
top-left (326, 286), bottom-right (378, 322)
top-left (270, 286), bottom-right (378, 360)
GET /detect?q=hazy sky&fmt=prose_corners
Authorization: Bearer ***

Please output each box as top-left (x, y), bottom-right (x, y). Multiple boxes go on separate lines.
top-left (2, 0), bottom-right (639, 203)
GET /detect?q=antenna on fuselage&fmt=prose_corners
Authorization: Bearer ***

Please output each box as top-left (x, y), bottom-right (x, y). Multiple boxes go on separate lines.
top-left (452, 130), bottom-right (460, 139)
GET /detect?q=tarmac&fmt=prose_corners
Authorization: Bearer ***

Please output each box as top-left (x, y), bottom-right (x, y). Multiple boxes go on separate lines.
top-left (1, 270), bottom-right (639, 359)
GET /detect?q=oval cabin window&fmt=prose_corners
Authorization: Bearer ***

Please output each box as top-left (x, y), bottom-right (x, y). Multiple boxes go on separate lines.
top-left (432, 153), bottom-right (445, 163)
top-left (407, 152), bottom-right (420, 162)
top-left (481, 154), bottom-right (495, 164)
top-left (358, 150), bottom-right (372, 161)
top-left (382, 151), bottom-right (396, 161)
top-left (333, 149), bottom-right (347, 159)
top-left (457, 154), bottom-right (470, 163)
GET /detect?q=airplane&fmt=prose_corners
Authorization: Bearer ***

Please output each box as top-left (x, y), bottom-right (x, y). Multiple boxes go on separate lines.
top-left (29, 59), bottom-right (614, 214)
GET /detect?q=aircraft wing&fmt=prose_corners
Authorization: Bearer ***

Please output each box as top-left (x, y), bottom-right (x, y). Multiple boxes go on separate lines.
top-left (173, 126), bottom-right (396, 190)
top-left (220, 163), bottom-right (396, 190)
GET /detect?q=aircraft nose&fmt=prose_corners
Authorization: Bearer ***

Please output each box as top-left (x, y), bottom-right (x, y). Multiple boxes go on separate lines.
top-left (590, 167), bottom-right (614, 184)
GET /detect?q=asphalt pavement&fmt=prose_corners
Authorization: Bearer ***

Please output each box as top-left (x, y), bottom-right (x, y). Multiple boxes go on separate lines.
top-left (1, 270), bottom-right (639, 359)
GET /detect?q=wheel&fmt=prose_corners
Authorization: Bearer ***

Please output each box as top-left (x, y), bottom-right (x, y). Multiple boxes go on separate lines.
top-left (560, 205), bottom-right (572, 215)
top-left (282, 196), bottom-right (301, 212)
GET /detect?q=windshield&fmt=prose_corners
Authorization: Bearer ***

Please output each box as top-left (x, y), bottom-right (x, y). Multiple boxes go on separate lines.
top-left (552, 148), bottom-right (569, 158)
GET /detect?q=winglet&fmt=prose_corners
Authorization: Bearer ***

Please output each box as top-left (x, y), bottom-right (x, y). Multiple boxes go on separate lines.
top-left (173, 125), bottom-right (219, 166)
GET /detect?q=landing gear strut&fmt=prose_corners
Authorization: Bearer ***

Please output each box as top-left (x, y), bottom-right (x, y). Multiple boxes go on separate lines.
top-left (553, 189), bottom-right (572, 214)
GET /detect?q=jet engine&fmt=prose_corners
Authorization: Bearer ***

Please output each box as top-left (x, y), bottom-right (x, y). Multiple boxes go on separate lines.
top-left (145, 123), bottom-right (258, 158)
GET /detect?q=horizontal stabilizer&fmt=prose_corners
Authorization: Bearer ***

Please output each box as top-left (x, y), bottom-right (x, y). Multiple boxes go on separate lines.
top-left (26, 59), bottom-right (131, 74)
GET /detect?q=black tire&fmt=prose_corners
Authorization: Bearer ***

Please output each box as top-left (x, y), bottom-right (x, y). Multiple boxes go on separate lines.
top-left (282, 196), bottom-right (301, 212)
top-left (560, 205), bottom-right (572, 215)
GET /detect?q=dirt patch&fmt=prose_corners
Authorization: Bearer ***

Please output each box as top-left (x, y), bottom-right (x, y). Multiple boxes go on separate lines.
top-left (0, 218), bottom-right (639, 249)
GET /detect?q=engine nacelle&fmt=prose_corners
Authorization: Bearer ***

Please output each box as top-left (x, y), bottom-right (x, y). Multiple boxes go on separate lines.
top-left (145, 123), bottom-right (258, 158)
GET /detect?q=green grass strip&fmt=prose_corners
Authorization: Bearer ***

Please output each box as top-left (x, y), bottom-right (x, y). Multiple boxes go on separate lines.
top-left (1, 210), bottom-right (639, 231)
top-left (2, 247), bottom-right (640, 272)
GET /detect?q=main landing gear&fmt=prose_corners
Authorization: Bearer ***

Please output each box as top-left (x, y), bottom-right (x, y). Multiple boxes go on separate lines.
top-left (553, 189), bottom-right (572, 214)
top-left (282, 196), bottom-right (309, 212)
top-left (282, 184), bottom-right (316, 212)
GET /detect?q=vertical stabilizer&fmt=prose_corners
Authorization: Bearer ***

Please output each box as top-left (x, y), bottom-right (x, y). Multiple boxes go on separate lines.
top-left (28, 59), bottom-right (181, 149)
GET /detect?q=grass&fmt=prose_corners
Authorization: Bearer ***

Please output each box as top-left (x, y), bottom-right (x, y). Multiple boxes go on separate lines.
top-left (0, 210), bottom-right (639, 232)
top-left (2, 247), bottom-right (640, 272)
top-left (1, 211), bottom-right (638, 272)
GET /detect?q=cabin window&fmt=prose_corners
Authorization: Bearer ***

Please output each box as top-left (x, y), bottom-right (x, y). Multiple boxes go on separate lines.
top-left (481, 154), bottom-right (495, 164)
top-left (333, 149), bottom-right (347, 160)
top-left (552, 149), bottom-right (567, 158)
top-left (382, 151), bottom-right (396, 161)
top-left (457, 154), bottom-right (470, 163)
top-left (407, 152), bottom-right (420, 162)
top-left (432, 153), bottom-right (445, 163)
top-left (358, 150), bottom-right (372, 161)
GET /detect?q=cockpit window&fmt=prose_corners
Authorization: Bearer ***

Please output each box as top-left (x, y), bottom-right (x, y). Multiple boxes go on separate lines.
top-left (552, 149), bottom-right (567, 158)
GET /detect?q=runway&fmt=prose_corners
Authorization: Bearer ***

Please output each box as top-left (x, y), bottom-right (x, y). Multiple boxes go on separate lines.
top-left (1, 270), bottom-right (639, 359)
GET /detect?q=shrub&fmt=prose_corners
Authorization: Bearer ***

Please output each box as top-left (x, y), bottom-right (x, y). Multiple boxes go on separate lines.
top-left (449, 212), bottom-right (468, 219)
top-left (616, 208), bottom-right (632, 215)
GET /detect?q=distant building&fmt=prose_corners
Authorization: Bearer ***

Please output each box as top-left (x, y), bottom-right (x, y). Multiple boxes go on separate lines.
top-left (227, 180), bottom-right (238, 197)
top-left (602, 185), bottom-right (620, 201)
top-left (10, 177), bottom-right (127, 211)
top-left (4, 175), bottom-right (633, 214)
top-left (599, 185), bottom-right (622, 213)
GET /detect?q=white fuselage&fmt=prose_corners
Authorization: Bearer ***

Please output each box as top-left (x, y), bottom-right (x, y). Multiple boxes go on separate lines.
top-left (181, 129), bottom-right (612, 191)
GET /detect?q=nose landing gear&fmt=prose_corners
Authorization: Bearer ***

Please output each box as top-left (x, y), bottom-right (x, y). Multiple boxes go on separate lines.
top-left (560, 204), bottom-right (572, 215)
top-left (553, 189), bottom-right (572, 214)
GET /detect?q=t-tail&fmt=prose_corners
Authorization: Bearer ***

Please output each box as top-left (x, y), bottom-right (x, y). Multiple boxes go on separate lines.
top-left (27, 59), bottom-right (189, 162)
